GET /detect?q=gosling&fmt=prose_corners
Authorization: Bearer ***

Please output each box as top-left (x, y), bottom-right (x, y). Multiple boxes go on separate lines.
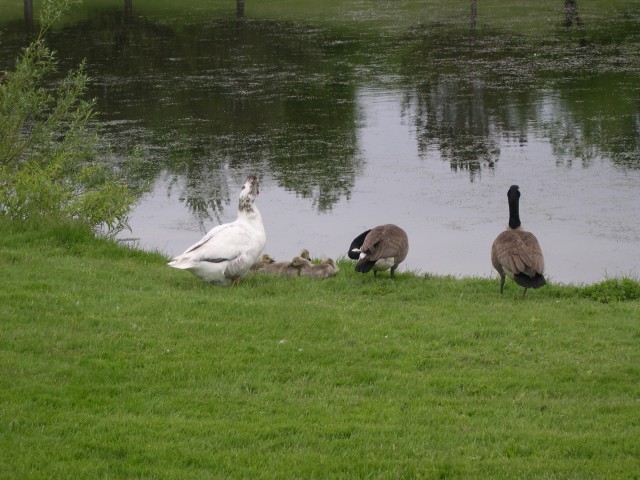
top-left (300, 258), bottom-right (339, 279)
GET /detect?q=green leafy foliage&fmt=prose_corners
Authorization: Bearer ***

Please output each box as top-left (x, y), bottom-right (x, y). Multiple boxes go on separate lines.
top-left (0, 0), bottom-right (133, 234)
top-left (581, 277), bottom-right (640, 303)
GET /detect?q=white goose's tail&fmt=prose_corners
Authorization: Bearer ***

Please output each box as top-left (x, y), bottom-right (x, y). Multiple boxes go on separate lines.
top-left (167, 256), bottom-right (198, 270)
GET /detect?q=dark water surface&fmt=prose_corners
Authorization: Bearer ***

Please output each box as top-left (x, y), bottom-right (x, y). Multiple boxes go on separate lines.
top-left (1, 1), bottom-right (639, 284)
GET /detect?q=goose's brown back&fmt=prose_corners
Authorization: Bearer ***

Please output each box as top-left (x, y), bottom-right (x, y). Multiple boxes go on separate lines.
top-left (361, 224), bottom-right (409, 264)
top-left (491, 229), bottom-right (544, 278)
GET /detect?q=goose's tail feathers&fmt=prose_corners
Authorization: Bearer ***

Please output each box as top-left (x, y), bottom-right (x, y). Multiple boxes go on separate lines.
top-left (513, 273), bottom-right (546, 289)
top-left (168, 257), bottom-right (197, 270)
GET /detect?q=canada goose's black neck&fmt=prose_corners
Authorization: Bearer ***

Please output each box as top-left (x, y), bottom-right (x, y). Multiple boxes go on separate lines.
top-left (507, 185), bottom-right (521, 230)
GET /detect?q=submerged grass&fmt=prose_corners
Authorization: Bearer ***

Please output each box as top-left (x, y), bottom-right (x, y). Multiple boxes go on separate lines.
top-left (1, 219), bottom-right (639, 478)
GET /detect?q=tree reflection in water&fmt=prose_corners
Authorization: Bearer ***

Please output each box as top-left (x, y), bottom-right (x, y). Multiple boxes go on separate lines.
top-left (1, 1), bottom-right (639, 219)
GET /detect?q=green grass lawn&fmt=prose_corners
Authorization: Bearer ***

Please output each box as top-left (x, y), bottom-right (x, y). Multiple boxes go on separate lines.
top-left (1, 220), bottom-right (639, 478)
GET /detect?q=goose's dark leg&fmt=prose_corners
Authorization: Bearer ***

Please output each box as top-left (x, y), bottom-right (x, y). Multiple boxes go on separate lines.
top-left (522, 287), bottom-right (528, 298)
top-left (499, 275), bottom-right (505, 294)
top-left (390, 266), bottom-right (396, 278)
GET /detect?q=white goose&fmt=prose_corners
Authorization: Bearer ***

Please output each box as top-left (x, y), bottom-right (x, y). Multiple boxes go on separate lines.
top-left (167, 175), bottom-right (266, 285)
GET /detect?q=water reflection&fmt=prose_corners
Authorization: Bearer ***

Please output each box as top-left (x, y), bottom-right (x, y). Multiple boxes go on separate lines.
top-left (564, 0), bottom-right (583, 30)
top-left (29, 13), bottom-right (363, 216)
top-left (397, 19), bottom-right (640, 178)
top-left (23, 0), bottom-right (34, 31)
top-left (236, 0), bottom-right (244, 19)
top-left (1, 3), bottom-right (639, 282)
top-left (2, 5), bottom-right (638, 197)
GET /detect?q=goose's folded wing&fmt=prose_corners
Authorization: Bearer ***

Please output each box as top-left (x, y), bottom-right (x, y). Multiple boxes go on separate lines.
top-left (364, 227), bottom-right (407, 261)
top-left (493, 231), bottom-right (522, 273)
top-left (494, 231), bottom-right (544, 276)
top-left (181, 224), bottom-right (232, 256)
top-left (371, 238), bottom-right (399, 261)
top-left (225, 249), bottom-right (258, 278)
top-left (178, 224), bottom-right (251, 262)
top-left (361, 228), bottom-right (385, 259)
top-left (519, 232), bottom-right (545, 274)
top-left (381, 233), bottom-right (408, 260)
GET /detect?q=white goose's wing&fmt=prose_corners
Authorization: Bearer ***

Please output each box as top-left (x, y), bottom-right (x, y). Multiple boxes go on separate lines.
top-left (176, 222), bottom-right (251, 264)
top-left (178, 223), bottom-right (236, 260)
top-left (218, 224), bottom-right (265, 278)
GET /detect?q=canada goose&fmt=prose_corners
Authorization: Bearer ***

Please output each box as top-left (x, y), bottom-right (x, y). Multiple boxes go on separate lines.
top-left (167, 175), bottom-right (266, 285)
top-left (259, 255), bottom-right (311, 277)
top-left (491, 185), bottom-right (546, 296)
top-left (250, 254), bottom-right (275, 270)
top-left (300, 257), bottom-right (339, 279)
top-left (348, 224), bottom-right (409, 278)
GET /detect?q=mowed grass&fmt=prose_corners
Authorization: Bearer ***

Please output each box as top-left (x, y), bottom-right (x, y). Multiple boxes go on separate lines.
top-left (1, 220), bottom-right (639, 479)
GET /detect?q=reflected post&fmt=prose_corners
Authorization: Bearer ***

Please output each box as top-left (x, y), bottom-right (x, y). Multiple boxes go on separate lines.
top-left (24, 0), bottom-right (33, 30)
top-left (237, 0), bottom-right (244, 19)
top-left (470, 0), bottom-right (477, 33)
top-left (125, 0), bottom-right (133, 22)
top-left (564, 0), bottom-right (583, 28)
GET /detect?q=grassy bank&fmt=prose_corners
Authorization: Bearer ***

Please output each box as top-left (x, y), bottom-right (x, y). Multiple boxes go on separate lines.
top-left (1, 220), bottom-right (639, 478)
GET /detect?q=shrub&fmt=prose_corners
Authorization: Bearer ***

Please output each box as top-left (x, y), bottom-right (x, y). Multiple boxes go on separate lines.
top-left (0, 0), bottom-right (134, 235)
top-left (581, 277), bottom-right (640, 303)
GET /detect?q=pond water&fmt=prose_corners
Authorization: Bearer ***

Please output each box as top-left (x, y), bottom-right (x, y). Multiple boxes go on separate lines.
top-left (1, 1), bottom-right (639, 284)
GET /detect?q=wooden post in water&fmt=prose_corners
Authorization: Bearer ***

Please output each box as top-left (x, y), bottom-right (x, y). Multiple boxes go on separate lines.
top-left (237, 0), bottom-right (245, 19)
top-left (24, 0), bottom-right (34, 30)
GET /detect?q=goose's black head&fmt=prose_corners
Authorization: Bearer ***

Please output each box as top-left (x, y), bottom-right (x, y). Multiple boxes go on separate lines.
top-left (348, 229), bottom-right (371, 260)
top-left (507, 185), bottom-right (521, 229)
